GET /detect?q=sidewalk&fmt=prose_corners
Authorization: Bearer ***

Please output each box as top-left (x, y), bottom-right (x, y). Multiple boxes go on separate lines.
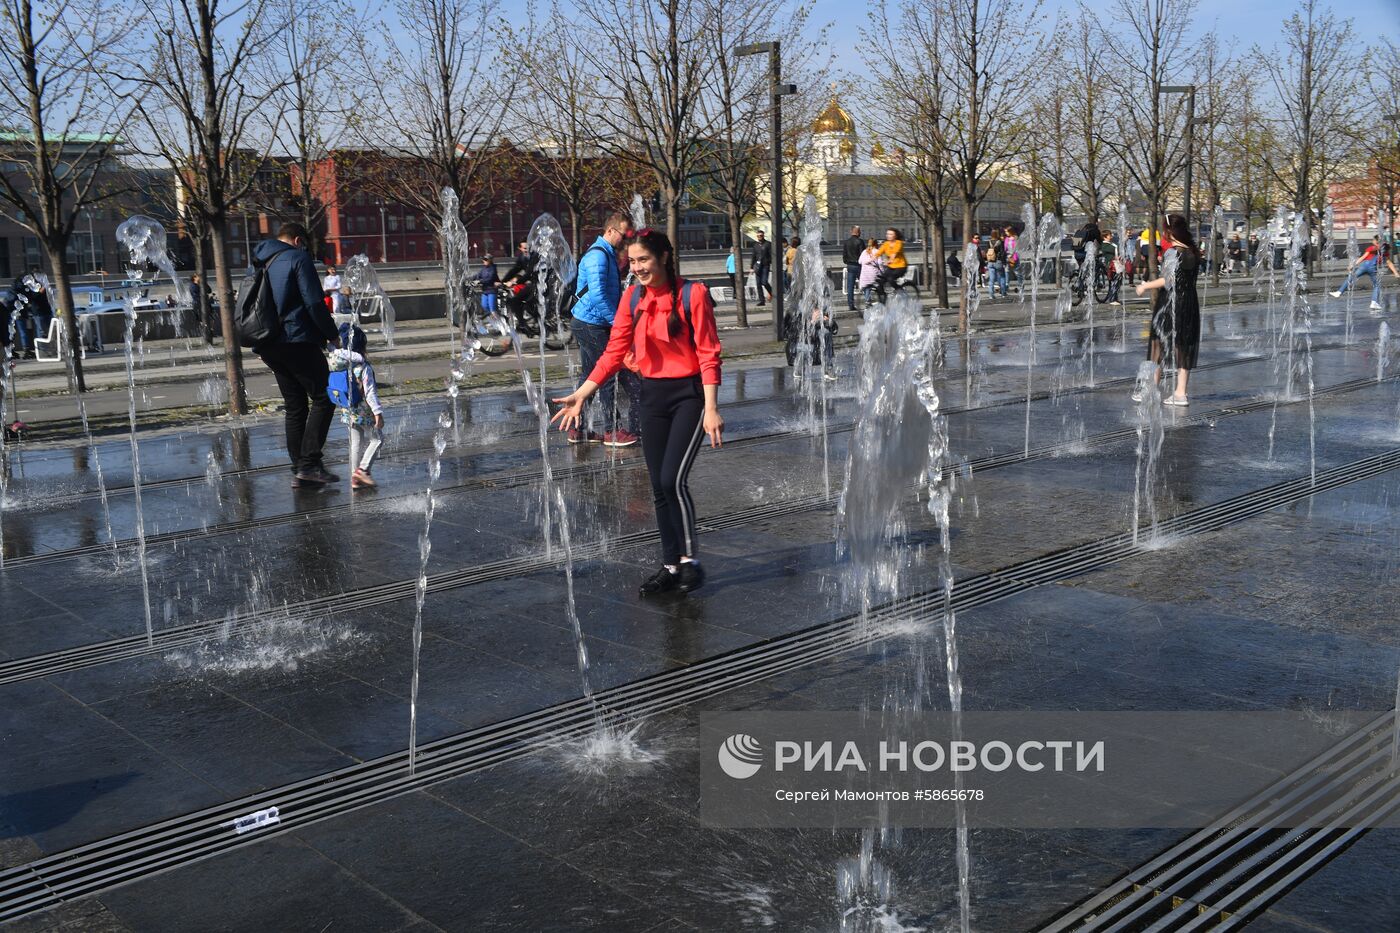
top-left (1, 272), bottom-right (1366, 436)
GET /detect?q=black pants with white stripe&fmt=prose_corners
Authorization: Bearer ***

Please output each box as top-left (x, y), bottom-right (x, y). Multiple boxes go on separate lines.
top-left (639, 375), bottom-right (705, 566)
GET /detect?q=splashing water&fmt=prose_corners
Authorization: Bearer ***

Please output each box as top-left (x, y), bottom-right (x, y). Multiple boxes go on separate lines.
top-left (342, 253), bottom-right (398, 348)
top-left (116, 220), bottom-right (160, 646)
top-left (1344, 226), bottom-right (1360, 343)
top-left (961, 241), bottom-right (982, 328)
top-left (1323, 204), bottom-right (1335, 302)
top-left (1131, 360), bottom-right (1165, 545)
top-left (1116, 204), bottom-right (1130, 350)
top-left (1021, 203), bottom-right (1040, 456)
top-left (1285, 213), bottom-right (1317, 486)
top-left (793, 193), bottom-right (834, 496)
top-left (1379, 322), bottom-right (1391, 383)
top-left (838, 289), bottom-right (968, 932)
top-left (406, 188), bottom-right (481, 775)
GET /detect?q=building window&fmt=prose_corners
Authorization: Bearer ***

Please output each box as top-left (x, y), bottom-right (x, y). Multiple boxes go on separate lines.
top-left (22, 237), bottom-right (42, 271)
top-left (405, 215), bottom-right (416, 232)
top-left (231, 246), bottom-right (244, 266)
top-left (388, 215), bottom-right (399, 232)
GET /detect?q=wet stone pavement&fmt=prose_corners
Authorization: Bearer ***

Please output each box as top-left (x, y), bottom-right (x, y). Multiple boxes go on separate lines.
top-left (1, 300), bottom-right (1399, 931)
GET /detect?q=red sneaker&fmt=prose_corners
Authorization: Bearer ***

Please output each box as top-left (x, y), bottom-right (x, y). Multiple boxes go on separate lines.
top-left (568, 429), bottom-right (603, 444)
top-left (603, 429), bottom-right (638, 448)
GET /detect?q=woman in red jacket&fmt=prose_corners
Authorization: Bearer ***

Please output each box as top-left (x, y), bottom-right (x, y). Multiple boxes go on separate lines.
top-left (552, 229), bottom-right (724, 596)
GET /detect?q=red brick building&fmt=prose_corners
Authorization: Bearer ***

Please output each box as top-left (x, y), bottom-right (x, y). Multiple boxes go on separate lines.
top-left (1328, 165), bottom-right (1394, 230)
top-left (293, 148), bottom-right (615, 264)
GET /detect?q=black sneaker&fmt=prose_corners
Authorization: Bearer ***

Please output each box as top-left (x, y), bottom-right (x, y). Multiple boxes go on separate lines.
top-left (676, 561), bottom-right (706, 593)
top-left (639, 566), bottom-right (680, 596)
top-left (296, 466), bottom-right (340, 485)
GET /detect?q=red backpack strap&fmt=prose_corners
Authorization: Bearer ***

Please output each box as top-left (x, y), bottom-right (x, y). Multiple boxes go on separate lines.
top-left (630, 281), bottom-right (697, 345)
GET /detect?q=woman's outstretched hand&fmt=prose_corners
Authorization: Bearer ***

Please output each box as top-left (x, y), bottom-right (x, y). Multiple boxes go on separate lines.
top-left (704, 408), bottom-right (724, 448)
top-left (550, 389), bottom-right (587, 432)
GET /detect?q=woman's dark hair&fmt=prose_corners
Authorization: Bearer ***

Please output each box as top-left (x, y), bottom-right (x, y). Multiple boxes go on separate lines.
top-left (1163, 214), bottom-right (1199, 256)
top-left (629, 228), bottom-right (685, 337)
top-left (887, 228), bottom-right (903, 240)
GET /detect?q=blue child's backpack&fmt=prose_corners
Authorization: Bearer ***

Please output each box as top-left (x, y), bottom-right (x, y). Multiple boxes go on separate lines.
top-left (327, 368), bottom-right (362, 408)
top-left (327, 323), bottom-right (366, 408)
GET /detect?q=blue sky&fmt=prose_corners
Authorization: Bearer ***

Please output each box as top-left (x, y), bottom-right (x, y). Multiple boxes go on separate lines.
top-left (807, 0), bottom-right (1398, 78)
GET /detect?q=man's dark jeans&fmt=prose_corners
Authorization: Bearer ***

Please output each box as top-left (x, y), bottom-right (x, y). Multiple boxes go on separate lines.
top-left (755, 265), bottom-right (771, 304)
top-left (257, 341), bottom-right (334, 474)
top-left (845, 262), bottom-right (860, 310)
top-left (574, 318), bottom-right (639, 433)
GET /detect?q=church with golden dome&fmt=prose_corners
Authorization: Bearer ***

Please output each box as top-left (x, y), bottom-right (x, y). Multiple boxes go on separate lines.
top-left (749, 95), bottom-right (1028, 249)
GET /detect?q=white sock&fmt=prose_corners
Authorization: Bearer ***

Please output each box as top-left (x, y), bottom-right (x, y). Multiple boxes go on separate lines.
top-left (664, 564), bottom-right (679, 574)
top-left (679, 556), bottom-right (698, 565)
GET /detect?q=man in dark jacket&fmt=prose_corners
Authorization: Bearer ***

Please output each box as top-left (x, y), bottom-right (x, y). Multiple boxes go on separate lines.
top-left (841, 225), bottom-right (863, 311)
top-left (750, 230), bottom-right (772, 306)
top-left (253, 222), bottom-right (341, 488)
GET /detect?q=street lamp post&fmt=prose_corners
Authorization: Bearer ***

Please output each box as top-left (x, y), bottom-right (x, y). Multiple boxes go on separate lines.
top-left (378, 199), bottom-right (387, 263)
top-left (738, 40), bottom-right (798, 341)
top-left (1384, 113), bottom-right (1399, 246)
top-left (1159, 85), bottom-right (1196, 222)
top-left (83, 208), bottom-right (96, 277)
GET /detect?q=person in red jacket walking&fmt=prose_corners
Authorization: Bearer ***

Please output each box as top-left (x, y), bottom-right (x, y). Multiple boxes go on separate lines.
top-left (552, 229), bottom-right (724, 596)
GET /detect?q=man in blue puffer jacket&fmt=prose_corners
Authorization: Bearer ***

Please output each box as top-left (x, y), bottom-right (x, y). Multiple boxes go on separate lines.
top-left (252, 222), bottom-right (342, 488)
top-left (569, 210), bottom-right (639, 447)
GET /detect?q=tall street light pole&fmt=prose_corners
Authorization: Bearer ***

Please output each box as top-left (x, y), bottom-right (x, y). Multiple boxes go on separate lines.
top-left (378, 199), bottom-right (388, 263)
top-left (738, 40), bottom-right (797, 341)
top-left (1160, 85), bottom-right (1196, 222)
top-left (1384, 112), bottom-right (1399, 246)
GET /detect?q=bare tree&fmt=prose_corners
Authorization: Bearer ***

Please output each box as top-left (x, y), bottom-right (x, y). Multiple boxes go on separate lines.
top-left (1225, 79), bottom-right (1279, 233)
top-left (938, 0), bottom-right (1042, 301)
top-left (1191, 34), bottom-right (1237, 283)
top-left (694, 0), bottom-right (826, 326)
top-left (1061, 12), bottom-right (1111, 221)
top-left (1255, 0), bottom-right (1359, 258)
top-left (1358, 37), bottom-right (1400, 241)
top-left (0, 0), bottom-right (136, 392)
top-left (577, 0), bottom-right (719, 268)
top-left (508, 3), bottom-right (651, 255)
top-left (1103, 0), bottom-right (1197, 278)
top-left (123, 0), bottom-right (289, 415)
top-left (348, 0), bottom-right (512, 246)
top-left (268, 0), bottom-right (360, 258)
top-left (864, 0), bottom-right (959, 309)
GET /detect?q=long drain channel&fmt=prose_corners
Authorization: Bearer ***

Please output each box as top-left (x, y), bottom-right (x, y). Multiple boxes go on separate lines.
top-left (0, 343), bottom-right (1340, 571)
top-left (1037, 711), bottom-right (1400, 931)
top-left (1, 446), bottom-right (1396, 922)
top-left (0, 372), bottom-right (1388, 686)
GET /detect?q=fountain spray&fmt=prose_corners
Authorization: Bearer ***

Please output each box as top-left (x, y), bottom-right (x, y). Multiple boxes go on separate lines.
top-left (838, 288), bottom-right (968, 932)
top-left (116, 216), bottom-right (185, 646)
top-left (1022, 202), bottom-right (1039, 456)
top-left (794, 194), bottom-right (833, 497)
top-left (1286, 213), bottom-right (1317, 486)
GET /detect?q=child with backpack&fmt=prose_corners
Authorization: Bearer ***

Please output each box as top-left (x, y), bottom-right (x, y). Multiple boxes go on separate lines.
top-left (328, 323), bottom-right (385, 489)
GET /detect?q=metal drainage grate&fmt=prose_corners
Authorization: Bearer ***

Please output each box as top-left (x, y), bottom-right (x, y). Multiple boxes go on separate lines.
top-left (1037, 712), bottom-right (1400, 931)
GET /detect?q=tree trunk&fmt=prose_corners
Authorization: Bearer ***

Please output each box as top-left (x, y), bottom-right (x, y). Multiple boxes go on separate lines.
top-left (569, 207), bottom-right (582, 259)
top-left (663, 178), bottom-right (681, 276)
top-left (193, 238), bottom-right (212, 344)
top-left (44, 251), bottom-right (85, 393)
top-left (208, 222), bottom-right (247, 414)
top-left (728, 204), bottom-right (747, 328)
top-left (931, 218), bottom-right (949, 309)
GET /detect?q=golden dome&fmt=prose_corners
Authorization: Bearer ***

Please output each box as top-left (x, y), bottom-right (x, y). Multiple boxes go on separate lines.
top-left (813, 97), bottom-right (855, 135)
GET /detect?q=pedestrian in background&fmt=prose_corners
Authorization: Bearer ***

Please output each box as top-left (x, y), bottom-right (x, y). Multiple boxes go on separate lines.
top-left (842, 225), bottom-right (864, 311)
